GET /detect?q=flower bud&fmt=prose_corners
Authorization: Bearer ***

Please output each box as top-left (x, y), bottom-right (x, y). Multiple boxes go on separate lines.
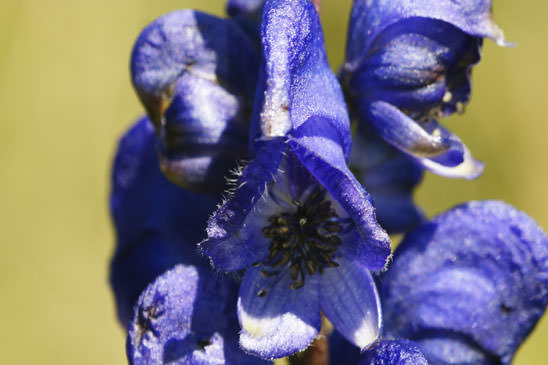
top-left (131, 10), bottom-right (259, 191)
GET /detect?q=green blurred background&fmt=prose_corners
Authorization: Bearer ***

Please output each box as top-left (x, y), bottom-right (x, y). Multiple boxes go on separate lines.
top-left (0, 0), bottom-right (546, 363)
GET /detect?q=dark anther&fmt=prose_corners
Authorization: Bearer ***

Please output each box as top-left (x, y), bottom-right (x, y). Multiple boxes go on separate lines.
top-left (274, 252), bottom-right (291, 267)
top-left (197, 339), bottom-right (212, 350)
top-left (290, 263), bottom-right (300, 280)
top-left (257, 289), bottom-right (267, 297)
top-left (269, 247), bottom-right (281, 260)
top-left (261, 268), bottom-right (278, 277)
top-left (261, 186), bottom-right (349, 290)
top-left (324, 222), bottom-right (343, 233)
top-left (306, 260), bottom-right (317, 275)
top-left (501, 303), bottom-right (514, 314)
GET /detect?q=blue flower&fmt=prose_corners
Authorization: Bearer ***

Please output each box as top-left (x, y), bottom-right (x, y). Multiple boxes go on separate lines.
top-left (201, 0), bottom-right (390, 359)
top-left (110, 117), bottom-right (268, 364)
top-left (343, 0), bottom-right (508, 179)
top-left (329, 201), bottom-right (548, 364)
top-left (130, 10), bottom-right (259, 192)
top-left (127, 265), bottom-right (269, 364)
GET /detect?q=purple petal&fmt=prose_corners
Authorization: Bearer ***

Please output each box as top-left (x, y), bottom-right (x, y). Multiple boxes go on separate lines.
top-left (366, 101), bottom-right (483, 179)
top-left (371, 194), bottom-right (424, 234)
top-left (127, 265), bottom-right (267, 365)
top-left (346, 0), bottom-right (506, 70)
top-left (251, 0), bottom-right (351, 158)
top-left (380, 201), bottom-right (548, 364)
top-left (289, 119), bottom-right (391, 270)
top-left (201, 139), bottom-right (285, 272)
top-left (131, 10), bottom-right (258, 124)
top-left (418, 141), bottom-right (484, 179)
top-left (412, 335), bottom-right (496, 365)
top-left (158, 72), bottom-right (250, 191)
top-left (359, 340), bottom-right (428, 365)
top-left (366, 101), bottom-right (458, 159)
top-left (109, 117), bottom-right (217, 325)
top-left (238, 267), bottom-right (321, 359)
top-left (111, 233), bottom-right (191, 328)
top-left (130, 10), bottom-right (259, 191)
top-left (347, 18), bottom-right (481, 112)
top-left (320, 259), bottom-right (381, 350)
top-left (110, 118), bottom-right (215, 247)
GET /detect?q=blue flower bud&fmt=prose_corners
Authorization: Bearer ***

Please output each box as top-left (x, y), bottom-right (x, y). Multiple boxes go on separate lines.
top-left (344, 0), bottom-right (508, 178)
top-left (127, 264), bottom-right (269, 364)
top-left (380, 201), bottom-right (548, 364)
top-left (131, 10), bottom-right (259, 191)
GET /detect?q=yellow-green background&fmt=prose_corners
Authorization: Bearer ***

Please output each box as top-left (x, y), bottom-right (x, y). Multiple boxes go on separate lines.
top-left (0, 0), bottom-right (546, 363)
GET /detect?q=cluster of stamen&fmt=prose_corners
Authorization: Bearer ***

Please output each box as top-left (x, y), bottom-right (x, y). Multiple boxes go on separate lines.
top-left (400, 78), bottom-right (467, 125)
top-left (259, 187), bottom-right (345, 291)
top-left (402, 106), bottom-right (444, 124)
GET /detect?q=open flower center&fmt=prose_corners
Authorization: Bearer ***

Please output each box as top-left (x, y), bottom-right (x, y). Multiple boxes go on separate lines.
top-left (260, 187), bottom-right (346, 290)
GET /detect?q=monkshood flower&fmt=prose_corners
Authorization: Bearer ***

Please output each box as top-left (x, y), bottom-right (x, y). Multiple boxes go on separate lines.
top-left (130, 9), bottom-right (259, 192)
top-left (343, 0), bottom-right (509, 179)
top-left (110, 117), bottom-right (268, 364)
top-left (201, 0), bottom-right (390, 359)
top-left (127, 265), bottom-right (270, 364)
top-left (329, 201), bottom-right (548, 364)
